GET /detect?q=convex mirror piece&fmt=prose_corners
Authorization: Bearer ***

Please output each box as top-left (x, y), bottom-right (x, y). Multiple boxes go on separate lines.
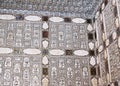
top-left (42, 56), bottom-right (49, 65)
top-left (115, 18), bottom-right (119, 28)
top-left (112, 31), bottom-right (117, 40)
top-left (0, 14), bottom-right (15, 20)
top-left (74, 50), bottom-right (89, 56)
top-left (23, 49), bottom-right (41, 55)
top-left (89, 42), bottom-right (95, 50)
top-left (43, 22), bottom-right (48, 29)
top-left (102, 3), bottom-right (105, 10)
top-left (25, 15), bottom-right (41, 21)
top-left (72, 18), bottom-right (86, 23)
top-left (0, 48), bottom-right (13, 54)
top-left (98, 45), bottom-right (104, 52)
top-left (105, 39), bottom-right (110, 46)
top-left (87, 24), bottom-right (93, 32)
top-left (49, 49), bottom-right (64, 55)
top-left (49, 17), bottom-right (64, 22)
top-left (95, 11), bottom-right (100, 19)
top-left (42, 40), bottom-right (49, 48)
top-left (118, 37), bottom-right (120, 48)
top-left (112, 0), bottom-right (116, 6)
top-left (90, 57), bottom-right (96, 66)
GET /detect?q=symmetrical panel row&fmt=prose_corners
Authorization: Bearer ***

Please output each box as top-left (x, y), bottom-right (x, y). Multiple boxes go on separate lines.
top-left (49, 22), bottom-right (88, 50)
top-left (0, 21), bottom-right (42, 48)
top-left (48, 56), bottom-right (90, 86)
top-left (0, 55), bottom-right (41, 86)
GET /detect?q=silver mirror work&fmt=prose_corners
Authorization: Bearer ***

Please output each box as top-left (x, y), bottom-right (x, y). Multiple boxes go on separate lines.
top-left (49, 56), bottom-right (90, 86)
top-left (49, 22), bottom-right (88, 50)
top-left (0, 0), bottom-right (102, 18)
top-left (1, 0), bottom-right (120, 85)
top-left (0, 56), bottom-right (41, 86)
top-left (0, 21), bottom-right (41, 48)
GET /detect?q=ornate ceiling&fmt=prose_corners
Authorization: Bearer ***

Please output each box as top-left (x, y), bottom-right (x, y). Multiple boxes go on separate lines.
top-left (0, 0), bottom-right (103, 19)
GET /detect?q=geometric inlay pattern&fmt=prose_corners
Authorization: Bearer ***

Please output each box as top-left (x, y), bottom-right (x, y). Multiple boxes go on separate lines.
top-left (49, 22), bottom-right (88, 50)
top-left (0, 0), bottom-right (103, 18)
top-left (0, 21), bottom-right (41, 48)
top-left (103, 1), bottom-right (116, 38)
top-left (49, 56), bottom-right (90, 86)
top-left (0, 55), bottom-right (42, 86)
top-left (108, 40), bottom-right (120, 81)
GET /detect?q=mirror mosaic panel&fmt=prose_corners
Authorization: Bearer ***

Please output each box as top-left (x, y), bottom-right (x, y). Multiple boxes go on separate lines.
top-left (1, 0), bottom-right (120, 86)
top-left (108, 40), bottom-right (120, 81)
top-left (0, 0), bottom-right (102, 18)
top-left (48, 56), bottom-right (90, 86)
top-left (0, 55), bottom-right (42, 86)
top-left (49, 22), bottom-right (88, 50)
top-left (103, 0), bottom-right (117, 38)
top-left (0, 20), bottom-right (42, 48)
